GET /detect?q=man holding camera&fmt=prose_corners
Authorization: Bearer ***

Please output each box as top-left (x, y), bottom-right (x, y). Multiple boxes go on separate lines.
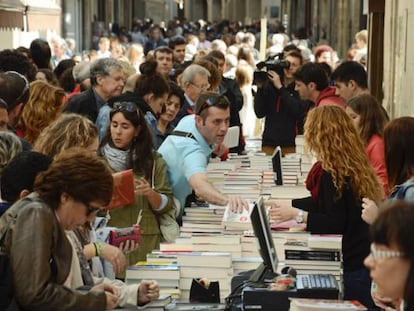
top-left (254, 50), bottom-right (308, 156)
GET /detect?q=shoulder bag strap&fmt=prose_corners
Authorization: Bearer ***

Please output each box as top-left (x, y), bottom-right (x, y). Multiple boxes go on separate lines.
top-left (170, 130), bottom-right (197, 142)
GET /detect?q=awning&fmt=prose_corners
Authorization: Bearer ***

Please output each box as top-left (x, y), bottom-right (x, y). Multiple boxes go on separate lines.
top-left (22, 0), bottom-right (61, 32)
top-left (0, 0), bottom-right (25, 28)
top-left (0, 0), bottom-right (61, 31)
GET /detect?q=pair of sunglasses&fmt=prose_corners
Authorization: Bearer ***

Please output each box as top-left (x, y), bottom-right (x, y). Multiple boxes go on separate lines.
top-left (112, 101), bottom-right (144, 121)
top-left (195, 93), bottom-right (229, 115)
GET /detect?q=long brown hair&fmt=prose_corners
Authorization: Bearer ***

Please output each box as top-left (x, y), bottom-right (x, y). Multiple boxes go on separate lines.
top-left (346, 94), bottom-right (387, 145)
top-left (384, 116), bottom-right (414, 189)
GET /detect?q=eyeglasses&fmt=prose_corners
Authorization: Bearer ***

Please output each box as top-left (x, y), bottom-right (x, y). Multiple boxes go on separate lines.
top-left (370, 243), bottom-right (404, 261)
top-left (190, 81), bottom-right (210, 92)
top-left (85, 203), bottom-right (101, 216)
top-left (5, 71), bottom-right (30, 103)
top-left (195, 93), bottom-right (229, 115)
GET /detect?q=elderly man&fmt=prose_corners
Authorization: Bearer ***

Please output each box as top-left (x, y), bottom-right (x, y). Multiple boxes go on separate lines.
top-left (172, 64), bottom-right (211, 125)
top-left (63, 58), bottom-right (124, 122)
top-left (159, 92), bottom-right (248, 224)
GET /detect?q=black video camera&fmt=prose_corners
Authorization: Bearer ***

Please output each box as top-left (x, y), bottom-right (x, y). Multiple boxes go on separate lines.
top-left (253, 53), bottom-right (290, 85)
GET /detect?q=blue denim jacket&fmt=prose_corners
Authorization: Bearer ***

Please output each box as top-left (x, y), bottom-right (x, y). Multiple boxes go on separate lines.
top-left (389, 178), bottom-right (414, 201)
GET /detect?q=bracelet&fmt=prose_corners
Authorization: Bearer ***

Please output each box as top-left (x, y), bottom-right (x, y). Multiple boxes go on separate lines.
top-left (94, 242), bottom-right (103, 257)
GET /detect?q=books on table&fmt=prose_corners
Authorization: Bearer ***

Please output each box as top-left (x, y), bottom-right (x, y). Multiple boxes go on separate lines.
top-left (176, 252), bottom-right (232, 268)
top-left (145, 294), bottom-right (172, 311)
top-left (126, 262), bottom-right (180, 280)
top-left (289, 298), bottom-right (367, 311)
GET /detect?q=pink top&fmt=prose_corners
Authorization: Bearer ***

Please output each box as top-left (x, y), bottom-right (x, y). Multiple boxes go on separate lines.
top-left (366, 134), bottom-right (389, 196)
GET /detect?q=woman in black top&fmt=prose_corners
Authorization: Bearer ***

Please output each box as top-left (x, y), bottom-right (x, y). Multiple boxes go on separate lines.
top-left (270, 105), bottom-right (383, 308)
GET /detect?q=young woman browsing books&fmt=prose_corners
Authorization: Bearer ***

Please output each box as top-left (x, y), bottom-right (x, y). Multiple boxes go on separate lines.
top-left (269, 105), bottom-right (383, 308)
top-left (99, 101), bottom-right (175, 271)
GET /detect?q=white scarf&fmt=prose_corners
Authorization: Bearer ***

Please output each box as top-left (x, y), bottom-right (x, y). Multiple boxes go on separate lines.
top-left (101, 143), bottom-right (130, 172)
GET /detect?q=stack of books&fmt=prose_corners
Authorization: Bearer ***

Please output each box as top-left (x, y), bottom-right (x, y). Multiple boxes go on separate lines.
top-left (295, 135), bottom-right (316, 178)
top-left (289, 298), bottom-right (367, 311)
top-left (283, 235), bottom-right (343, 283)
top-left (248, 153), bottom-right (273, 171)
top-left (221, 203), bottom-right (254, 233)
top-left (181, 206), bottom-right (225, 226)
top-left (176, 252), bottom-right (233, 303)
top-left (281, 155), bottom-right (302, 186)
top-left (125, 262), bottom-right (181, 299)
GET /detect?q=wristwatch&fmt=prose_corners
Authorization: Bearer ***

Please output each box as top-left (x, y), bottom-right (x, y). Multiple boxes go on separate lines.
top-left (295, 210), bottom-right (304, 224)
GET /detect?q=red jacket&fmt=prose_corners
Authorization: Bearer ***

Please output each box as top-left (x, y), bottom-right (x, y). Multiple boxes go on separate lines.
top-left (366, 134), bottom-right (389, 196)
top-left (316, 86), bottom-right (345, 108)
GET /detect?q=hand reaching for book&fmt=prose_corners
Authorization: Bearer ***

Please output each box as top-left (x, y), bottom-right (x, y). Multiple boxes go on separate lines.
top-left (228, 195), bottom-right (249, 213)
top-left (268, 200), bottom-right (298, 223)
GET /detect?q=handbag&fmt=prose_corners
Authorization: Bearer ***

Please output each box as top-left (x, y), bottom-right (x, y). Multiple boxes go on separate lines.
top-left (159, 197), bottom-right (180, 243)
top-left (108, 224), bottom-right (141, 247)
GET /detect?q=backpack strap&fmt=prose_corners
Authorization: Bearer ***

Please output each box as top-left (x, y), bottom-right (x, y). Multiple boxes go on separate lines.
top-left (170, 130), bottom-right (197, 142)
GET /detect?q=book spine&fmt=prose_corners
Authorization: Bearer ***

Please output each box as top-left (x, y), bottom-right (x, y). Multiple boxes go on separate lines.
top-left (285, 250), bottom-right (341, 261)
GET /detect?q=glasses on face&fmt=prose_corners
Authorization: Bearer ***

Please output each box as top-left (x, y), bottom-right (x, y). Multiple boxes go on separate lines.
top-left (370, 243), bottom-right (404, 261)
top-left (85, 203), bottom-right (101, 216)
top-left (196, 93), bottom-right (229, 115)
top-left (5, 71), bottom-right (30, 103)
top-left (190, 81), bottom-right (210, 92)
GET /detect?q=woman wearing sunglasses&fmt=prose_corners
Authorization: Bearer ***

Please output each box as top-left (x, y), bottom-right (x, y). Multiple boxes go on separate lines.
top-left (99, 101), bottom-right (175, 272)
top-left (0, 150), bottom-right (120, 310)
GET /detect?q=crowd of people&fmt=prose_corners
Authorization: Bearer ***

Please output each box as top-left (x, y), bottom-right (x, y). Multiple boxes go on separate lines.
top-left (0, 17), bottom-right (413, 311)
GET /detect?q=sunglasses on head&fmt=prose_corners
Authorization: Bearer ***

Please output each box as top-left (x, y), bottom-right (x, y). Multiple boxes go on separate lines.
top-left (196, 94), bottom-right (229, 115)
top-left (5, 71), bottom-right (30, 103)
top-left (113, 102), bottom-right (138, 112)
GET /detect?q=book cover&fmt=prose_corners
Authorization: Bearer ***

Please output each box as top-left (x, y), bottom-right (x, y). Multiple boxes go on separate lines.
top-left (106, 169), bottom-right (135, 210)
top-left (308, 234), bottom-right (342, 249)
top-left (126, 263), bottom-right (180, 280)
top-left (145, 294), bottom-right (173, 310)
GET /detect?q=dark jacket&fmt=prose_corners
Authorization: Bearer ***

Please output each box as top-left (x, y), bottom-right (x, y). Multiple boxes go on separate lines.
top-left (292, 171), bottom-right (370, 272)
top-left (254, 80), bottom-right (311, 147)
top-left (63, 88), bottom-right (99, 122)
top-left (172, 97), bottom-right (193, 126)
top-left (0, 193), bottom-right (105, 310)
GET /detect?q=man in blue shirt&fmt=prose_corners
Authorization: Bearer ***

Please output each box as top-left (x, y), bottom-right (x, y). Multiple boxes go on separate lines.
top-left (158, 92), bottom-right (248, 223)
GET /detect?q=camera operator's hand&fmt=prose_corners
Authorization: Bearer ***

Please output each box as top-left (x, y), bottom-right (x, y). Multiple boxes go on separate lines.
top-left (267, 70), bottom-right (283, 90)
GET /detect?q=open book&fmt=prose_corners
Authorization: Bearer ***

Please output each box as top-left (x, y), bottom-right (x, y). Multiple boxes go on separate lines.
top-left (106, 169), bottom-right (135, 210)
top-left (223, 126), bottom-right (240, 149)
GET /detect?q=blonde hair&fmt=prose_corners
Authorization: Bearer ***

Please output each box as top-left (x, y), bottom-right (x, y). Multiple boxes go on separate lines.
top-left (0, 132), bottom-right (22, 174)
top-left (34, 113), bottom-right (98, 159)
top-left (304, 106), bottom-right (383, 201)
top-left (18, 80), bottom-right (65, 144)
top-left (235, 63), bottom-right (253, 87)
